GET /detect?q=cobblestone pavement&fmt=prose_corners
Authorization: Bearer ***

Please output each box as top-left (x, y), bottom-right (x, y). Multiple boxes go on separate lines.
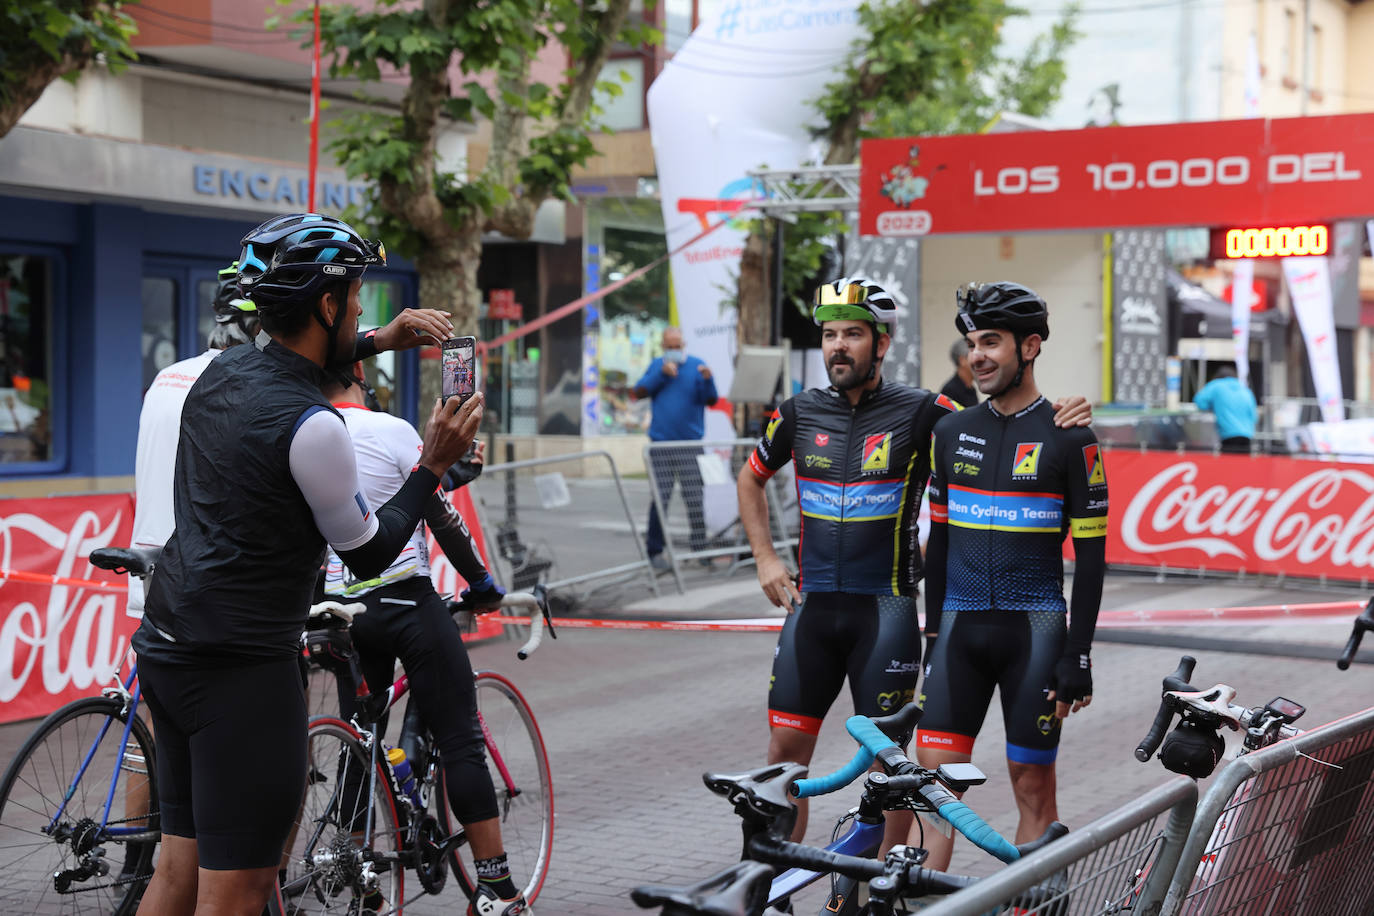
top-left (1, 557), bottom-right (1370, 914)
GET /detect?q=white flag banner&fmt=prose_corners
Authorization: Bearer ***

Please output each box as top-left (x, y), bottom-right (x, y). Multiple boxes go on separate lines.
top-left (1230, 259), bottom-right (1253, 386)
top-left (647, 0), bottom-right (862, 438)
top-left (1282, 256), bottom-right (1345, 423)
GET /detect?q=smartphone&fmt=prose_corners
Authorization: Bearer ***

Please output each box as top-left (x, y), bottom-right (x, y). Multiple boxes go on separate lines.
top-left (441, 336), bottom-right (477, 406)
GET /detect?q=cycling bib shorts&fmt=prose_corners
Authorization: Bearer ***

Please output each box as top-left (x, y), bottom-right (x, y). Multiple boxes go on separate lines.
top-left (917, 609), bottom-right (1066, 764)
top-left (768, 592), bottom-right (921, 735)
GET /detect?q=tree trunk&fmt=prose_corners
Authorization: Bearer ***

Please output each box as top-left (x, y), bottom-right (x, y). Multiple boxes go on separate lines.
top-left (415, 222), bottom-right (484, 332)
top-left (0, 54), bottom-right (84, 138)
top-left (737, 227), bottom-right (772, 348)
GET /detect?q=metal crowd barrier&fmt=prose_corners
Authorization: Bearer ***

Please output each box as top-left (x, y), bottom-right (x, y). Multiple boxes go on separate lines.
top-left (1161, 705), bottom-right (1374, 916)
top-left (643, 438), bottom-right (799, 593)
top-left (467, 449), bottom-right (660, 602)
top-left (918, 777), bottom-right (1197, 916)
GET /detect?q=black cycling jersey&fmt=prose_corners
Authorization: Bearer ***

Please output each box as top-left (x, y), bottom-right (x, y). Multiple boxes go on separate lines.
top-left (748, 380), bottom-right (959, 596)
top-left (925, 397), bottom-right (1108, 614)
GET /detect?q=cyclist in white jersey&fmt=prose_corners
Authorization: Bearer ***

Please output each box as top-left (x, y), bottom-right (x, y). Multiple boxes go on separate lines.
top-left (128, 265), bottom-right (258, 617)
top-left (320, 371), bottom-right (523, 916)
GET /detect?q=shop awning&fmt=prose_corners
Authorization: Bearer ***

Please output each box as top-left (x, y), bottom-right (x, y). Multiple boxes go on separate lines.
top-left (1168, 270), bottom-right (1280, 340)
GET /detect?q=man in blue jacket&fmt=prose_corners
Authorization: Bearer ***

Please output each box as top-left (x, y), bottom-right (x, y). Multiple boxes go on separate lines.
top-left (633, 326), bottom-right (719, 569)
top-left (1194, 364), bottom-right (1257, 453)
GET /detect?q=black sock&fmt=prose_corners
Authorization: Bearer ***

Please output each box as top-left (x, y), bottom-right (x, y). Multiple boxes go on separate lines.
top-left (475, 852), bottom-right (518, 900)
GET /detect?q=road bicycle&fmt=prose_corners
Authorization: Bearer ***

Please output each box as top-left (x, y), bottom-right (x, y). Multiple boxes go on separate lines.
top-left (632, 704), bottom-right (1067, 916)
top-left (0, 546), bottom-right (161, 915)
top-left (285, 588), bottom-right (554, 915)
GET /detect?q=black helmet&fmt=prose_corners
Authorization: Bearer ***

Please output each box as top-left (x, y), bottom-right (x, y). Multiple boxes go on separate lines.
top-left (211, 262), bottom-right (257, 327)
top-left (236, 213), bottom-right (385, 310)
top-left (955, 282), bottom-right (1049, 341)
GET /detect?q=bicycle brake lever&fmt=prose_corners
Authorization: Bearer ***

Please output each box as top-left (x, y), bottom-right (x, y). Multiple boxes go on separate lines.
top-left (533, 583), bottom-right (557, 640)
top-left (1166, 684), bottom-right (1242, 730)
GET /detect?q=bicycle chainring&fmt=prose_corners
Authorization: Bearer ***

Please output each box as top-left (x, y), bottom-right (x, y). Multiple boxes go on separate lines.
top-left (415, 815), bottom-right (448, 894)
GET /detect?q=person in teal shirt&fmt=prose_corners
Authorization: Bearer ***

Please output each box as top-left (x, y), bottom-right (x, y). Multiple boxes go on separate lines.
top-left (1195, 365), bottom-right (1258, 454)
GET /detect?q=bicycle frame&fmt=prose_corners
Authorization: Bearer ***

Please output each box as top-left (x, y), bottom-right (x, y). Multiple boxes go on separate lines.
top-left (48, 666), bottom-right (150, 840)
top-left (768, 814), bottom-right (883, 903)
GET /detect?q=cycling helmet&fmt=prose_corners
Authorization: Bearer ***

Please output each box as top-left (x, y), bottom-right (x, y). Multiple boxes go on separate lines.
top-left (954, 281), bottom-right (1049, 341)
top-left (954, 282), bottom-right (1049, 399)
top-left (236, 213), bottom-right (385, 308)
top-left (812, 277), bottom-right (897, 335)
top-left (211, 262), bottom-right (257, 327)
top-left (237, 213), bottom-right (385, 363)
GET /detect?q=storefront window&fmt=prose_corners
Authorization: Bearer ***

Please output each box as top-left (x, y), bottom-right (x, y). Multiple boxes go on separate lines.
top-left (196, 276), bottom-right (219, 350)
top-left (0, 255), bottom-right (53, 464)
top-left (359, 279), bottom-right (401, 415)
top-left (142, 277), bottom-right (178, 392)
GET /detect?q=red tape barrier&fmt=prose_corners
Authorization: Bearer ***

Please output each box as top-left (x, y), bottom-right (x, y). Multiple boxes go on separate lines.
top-left (491, 599), bottom-right (1368, 634)
top-left (0, 571), bottom-right (1362, 630)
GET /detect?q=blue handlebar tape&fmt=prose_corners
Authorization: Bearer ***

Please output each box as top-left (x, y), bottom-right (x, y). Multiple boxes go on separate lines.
top-left (937, 802), bottom-right (1020, 864)
top-left (791, 716), bottom-right (906, 799)
top-left (793, 747), bottom-right (873, 799)
top-left (845, 716), bottom-right (899, 755)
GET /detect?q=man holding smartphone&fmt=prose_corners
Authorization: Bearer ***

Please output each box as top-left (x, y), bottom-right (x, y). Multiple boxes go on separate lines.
top-left (132, 213), bottom-right (480, 916)
top-left (632, 326), bottom-right (718, 570)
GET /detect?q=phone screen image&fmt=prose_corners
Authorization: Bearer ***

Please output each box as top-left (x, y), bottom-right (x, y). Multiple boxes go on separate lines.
top-left (442, 337), bottom-right (477, 405)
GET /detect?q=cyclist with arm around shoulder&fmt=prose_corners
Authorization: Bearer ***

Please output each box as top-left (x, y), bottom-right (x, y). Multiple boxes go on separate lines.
top-left (916, 282), bottom-right (1108, 870)
top-left (320, 370), bottom-right (531, 916)
top-left (131, 214), bottom-right (477, 916)
top-left (736, 278), bottom-right (1094, 848)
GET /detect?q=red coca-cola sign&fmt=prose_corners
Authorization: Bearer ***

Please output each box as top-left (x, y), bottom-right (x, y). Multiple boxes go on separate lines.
top-left (1104, 450), bottom-right (1374, 582)
top-left (0, 495), bottom-right (136, 724)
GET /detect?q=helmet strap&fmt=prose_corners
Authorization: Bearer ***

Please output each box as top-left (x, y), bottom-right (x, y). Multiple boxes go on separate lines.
top-left (988, 333), bottom-right (1029, 401)
top-left (314, 286), bottom-right (350, 368)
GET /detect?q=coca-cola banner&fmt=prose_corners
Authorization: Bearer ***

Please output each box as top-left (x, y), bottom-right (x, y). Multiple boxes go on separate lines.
top-left (1106, 450), bottom-right (1374, 582)
top-left (0, 495), bottom-right (135, 725)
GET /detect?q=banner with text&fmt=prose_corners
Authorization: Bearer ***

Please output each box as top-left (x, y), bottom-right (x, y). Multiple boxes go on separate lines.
top-left (647, 0), bottom-right (863, 438)
top-left (861, 113), bottom-right (1374, 236)
top-left (0, 495), bottom-right (135, 724)
top-left (1101, 450), bottom-right (1374, 582)
top-left (1283, 256), bottom-right (1345, 423)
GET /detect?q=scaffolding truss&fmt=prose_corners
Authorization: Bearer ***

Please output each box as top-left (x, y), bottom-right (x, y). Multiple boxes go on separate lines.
top-left (746, 164), bottom-right (861, 217)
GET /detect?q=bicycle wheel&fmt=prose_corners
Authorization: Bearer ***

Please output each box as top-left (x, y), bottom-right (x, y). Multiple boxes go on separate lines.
top-left (283, 717), bottom-right (404, 914)
top-left (444, 672), bottom-right (553, 904)
top-left (0, 695), bottom-right (158, 915)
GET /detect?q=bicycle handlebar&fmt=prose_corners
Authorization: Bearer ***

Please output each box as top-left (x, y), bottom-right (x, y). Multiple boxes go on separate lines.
top-left (1135, 655), bottom-right (1197, 762)
top-left (450, 584), bottom-right (554, 659)
top-left (1337, 598), bottom-right (1374, 670)
top-left (794, 713), bottom-right (1023, 865)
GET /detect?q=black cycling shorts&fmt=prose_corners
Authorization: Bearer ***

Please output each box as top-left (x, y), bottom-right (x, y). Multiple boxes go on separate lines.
top-left (917, 609), bottom-right (1066, 765)
top-left (768, 592), bottom-right (921, 735)
top-left (138, 655), bottom-right (307, 870)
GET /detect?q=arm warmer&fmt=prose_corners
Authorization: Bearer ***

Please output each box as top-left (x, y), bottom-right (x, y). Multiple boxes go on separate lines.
top-left (923, 521), bottom-right (948, 639)
top-left (351, 328), bottom-right (379, 362)
top-left (424, 489), bottom-right (487, 583)
top-left (287, 408), bottom-right (439, 581)
top-left (1067, 535), bottom-right (1107, 652)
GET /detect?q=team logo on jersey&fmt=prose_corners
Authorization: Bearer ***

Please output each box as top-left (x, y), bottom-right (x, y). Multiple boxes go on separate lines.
top-left (862, 432), bottom-right (893, 472)
top-left (815, 433), bottom-right (829, 447)
top-left (1082, 444), bottom-right (1106, 486)
top-left (934, 393), bottom-right (961, 412)
top-left (1011, 442), bottom-right (1043, 478)
top-left (764, 409), bottom-right (782, 443)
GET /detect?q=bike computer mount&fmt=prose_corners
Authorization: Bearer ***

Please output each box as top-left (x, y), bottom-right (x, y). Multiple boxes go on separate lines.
top-left (935, 763), bottom-right (987, 793)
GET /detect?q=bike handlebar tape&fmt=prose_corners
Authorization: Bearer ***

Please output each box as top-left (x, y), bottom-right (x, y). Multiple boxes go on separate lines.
top-left (846, 716), bottom-right (899, 755)
top-left (1135, 703), bottom-right (1174, 762)
top-left (792, 747), bottom-right (873, 799)
top-left (935, 801), bottom-right (1020, 864)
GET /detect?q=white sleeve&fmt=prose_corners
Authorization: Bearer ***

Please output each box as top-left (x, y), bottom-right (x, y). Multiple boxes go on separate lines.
top-left (289, 407), bottom-right (381, 552)
top-left (387, 415), bottom-right (424, 476)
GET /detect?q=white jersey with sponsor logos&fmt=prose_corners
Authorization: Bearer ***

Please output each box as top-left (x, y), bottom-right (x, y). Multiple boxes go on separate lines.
top-left (128, 349), bottom-right (220, 616)
top-left (323, 404), bottom-right (431, 596)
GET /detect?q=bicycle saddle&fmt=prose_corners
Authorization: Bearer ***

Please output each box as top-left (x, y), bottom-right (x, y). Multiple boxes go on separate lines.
top-left (630, 860), bottom-right (774, 916)
top-left (1167, 684), bottom-right (1242, 729)
top-left (89, 546), bottom-right (161, 578)
top-left (702, 763), bottom-right (806, 819)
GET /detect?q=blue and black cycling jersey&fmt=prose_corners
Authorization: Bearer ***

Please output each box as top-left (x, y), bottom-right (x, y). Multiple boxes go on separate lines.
top-left (748, 379), bottom-right (959, 596)
top-left (926, 396), bottom-right (1109, 613)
